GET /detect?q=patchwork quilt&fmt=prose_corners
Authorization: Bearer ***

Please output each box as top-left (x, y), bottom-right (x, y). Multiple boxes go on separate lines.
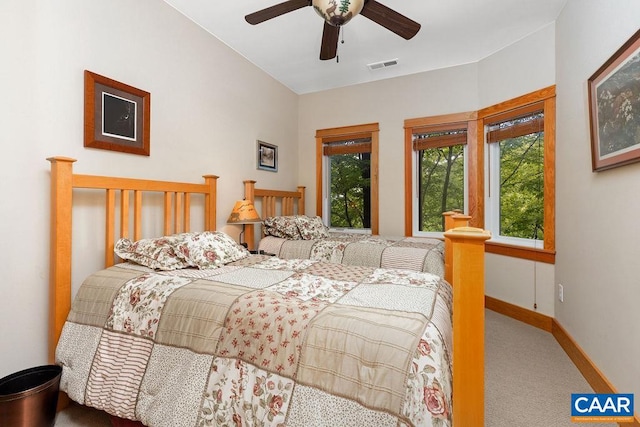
top-left (258, 234), bottom-right (445, 277)
top-left (56, 255), bottom-right (453, 427)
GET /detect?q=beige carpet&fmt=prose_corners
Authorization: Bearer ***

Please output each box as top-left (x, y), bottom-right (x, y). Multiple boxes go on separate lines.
top-left (54, 309), bottom-right (616, 426)
top-left (484, 309), bottom-right (614, 427)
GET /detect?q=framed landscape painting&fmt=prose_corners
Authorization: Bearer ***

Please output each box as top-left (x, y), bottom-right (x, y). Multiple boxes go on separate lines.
top-left (84, 70), bottom-right (151, 156)
top-left (588, 29), bottom-right (640, 171)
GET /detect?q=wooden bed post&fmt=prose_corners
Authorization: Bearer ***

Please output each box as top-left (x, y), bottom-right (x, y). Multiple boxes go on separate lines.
top-left (442, 212), bottom-right (471, 285)
top-left (444, 226), bottom-right (491, 427)
top-left (203, 174), bottom-right (218, 231)
top-left (296, 186), bottom-right (306, 215)
top-left (243, 180), bottom-right (257, 250)
top-left (47, 156), bottom-right (76, 363)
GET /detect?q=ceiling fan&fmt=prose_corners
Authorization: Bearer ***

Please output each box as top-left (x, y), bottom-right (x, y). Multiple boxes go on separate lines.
top-left (245, 0), bottom-right (421, 60)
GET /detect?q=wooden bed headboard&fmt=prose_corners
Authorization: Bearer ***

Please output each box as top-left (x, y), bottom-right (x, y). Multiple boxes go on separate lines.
top-left (242, 179), bottom-right (305, 250)
top-left (47, 156), bottom-right (218, 362)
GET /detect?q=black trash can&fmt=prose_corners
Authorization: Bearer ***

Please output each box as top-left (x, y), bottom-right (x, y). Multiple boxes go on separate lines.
top-left (0, 365), bottom-right (62, 427)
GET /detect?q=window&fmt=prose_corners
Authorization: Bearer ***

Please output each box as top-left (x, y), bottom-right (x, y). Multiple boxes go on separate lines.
top-left (316, 123), bottom-right (379, 234)
top-left (487, 109), bottom-right (544, 244)
top-left (325, 140), bottom-right (371, 229)
top-left (404, 87), bottom-right (555, 262)
top-left (413, 125), bottom-right (468, 234)
top-left (480, 87), bottom-right (556, 261)
top-left (404, 113), bottom-right (478, 237)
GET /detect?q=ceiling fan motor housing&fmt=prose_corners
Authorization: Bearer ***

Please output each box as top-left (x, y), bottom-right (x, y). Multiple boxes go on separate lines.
top-left (312, 0), bottom-right (364, 26)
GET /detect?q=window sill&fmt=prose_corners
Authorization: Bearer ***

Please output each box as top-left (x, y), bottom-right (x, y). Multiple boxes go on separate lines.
top-left (485, 241), bottom-right (555, 264)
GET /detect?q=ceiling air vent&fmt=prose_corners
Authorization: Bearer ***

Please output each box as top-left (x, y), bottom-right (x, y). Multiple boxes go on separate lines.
top-left (367, 59), bottom-right (398, 70)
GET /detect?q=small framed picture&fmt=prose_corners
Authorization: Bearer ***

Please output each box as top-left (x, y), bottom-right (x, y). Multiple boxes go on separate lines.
top-left (257, 140), bottom-right (278, 172)
top-left (84, 70), bottom-right (151, 156)
top-left (588, 29), bottom-right (640, 171)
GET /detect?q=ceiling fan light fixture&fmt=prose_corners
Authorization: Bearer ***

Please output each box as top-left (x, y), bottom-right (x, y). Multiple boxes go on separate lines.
top-left (312, 0), bottom-right (364, 26)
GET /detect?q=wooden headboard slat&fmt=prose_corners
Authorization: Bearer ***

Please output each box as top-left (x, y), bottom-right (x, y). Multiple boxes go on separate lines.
top-left (174, 193), bottom-right (182, 234)
top-left (283, 197), bottom-right (293, 216)
top-left (105, 189), bottom-right (116, 267)
top-left (184, 193), bottom-right (191, 232)
top-left (120, 190), bottom-right (130, 239)
top-left (134, 190), bottom-right (142, 241)
top-left (163, 193), bottom-right (172, 236)
top-left (265, 196), bottom-right (276, 218)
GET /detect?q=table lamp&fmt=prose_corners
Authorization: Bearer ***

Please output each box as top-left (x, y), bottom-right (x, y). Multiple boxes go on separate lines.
top-left (227, 199), bottom-right (261, 247)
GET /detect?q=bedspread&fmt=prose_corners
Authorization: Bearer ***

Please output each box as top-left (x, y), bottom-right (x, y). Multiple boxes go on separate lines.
top-left (258, 234), bottom-right (445, 277)
top-left (56, 255), bottom-right (453, 427)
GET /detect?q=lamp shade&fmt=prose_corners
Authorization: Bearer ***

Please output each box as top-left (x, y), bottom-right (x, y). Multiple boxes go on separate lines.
top-left (312, 0), bottom-right (364, 26)
top-left (227, 200), bottom-right (261, 224)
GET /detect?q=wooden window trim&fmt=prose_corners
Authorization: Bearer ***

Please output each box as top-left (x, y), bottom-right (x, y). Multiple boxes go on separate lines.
top-left (404, 112), bottom-right (480, 236)
top-left (483, 86), bottom-right (556, 255)
top-left (404, 86), bottom-right (555, 262)
top-left (316, 123), bottom-right (379, 234)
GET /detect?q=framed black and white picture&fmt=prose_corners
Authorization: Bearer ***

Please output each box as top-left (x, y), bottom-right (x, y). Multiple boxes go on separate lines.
top-left (257, 140), bottom-right (278, 172)
top-left (84, 70), bottom-right (150, 156)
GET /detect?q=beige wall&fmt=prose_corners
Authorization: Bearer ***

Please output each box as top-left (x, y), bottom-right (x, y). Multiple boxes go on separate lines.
top-left (555, 0), bottom-right (640, 403)
top-left (0, 0), bottom-right (298, 377)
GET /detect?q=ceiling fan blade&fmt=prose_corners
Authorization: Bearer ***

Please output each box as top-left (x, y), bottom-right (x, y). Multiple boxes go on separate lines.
top-left (319, 22), bottom-right (340, 60)
top-left (245, 0), bottom-right (311, 25)
top-left (360, 0), bottom-right (421, 40)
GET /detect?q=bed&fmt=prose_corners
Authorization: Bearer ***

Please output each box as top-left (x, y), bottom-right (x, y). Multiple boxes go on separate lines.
top-left (48, 157), bottom-right (489, 426)
top-left (243, 180), bottom-right (471, 280)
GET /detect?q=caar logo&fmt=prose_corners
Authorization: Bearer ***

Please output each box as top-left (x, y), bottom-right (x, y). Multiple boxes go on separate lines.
top-left (571, 393), bottom-right (634, 423)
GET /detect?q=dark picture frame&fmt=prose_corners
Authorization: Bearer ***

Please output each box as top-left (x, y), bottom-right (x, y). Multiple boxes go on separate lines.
top-left (588, 29), bottom-right (640, 172)
top-left (257, 140), bottom-right (278, 172)
top-left (84, 70), bottom-right (150, 156)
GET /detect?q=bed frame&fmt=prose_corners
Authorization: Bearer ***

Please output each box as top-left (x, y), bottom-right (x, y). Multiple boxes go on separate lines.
top-left (48, 158), bottom-right (489, 426)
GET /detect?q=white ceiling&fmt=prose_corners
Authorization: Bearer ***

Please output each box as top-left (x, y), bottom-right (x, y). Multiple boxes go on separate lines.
top-left (163, 0), bottom-right (567, 95)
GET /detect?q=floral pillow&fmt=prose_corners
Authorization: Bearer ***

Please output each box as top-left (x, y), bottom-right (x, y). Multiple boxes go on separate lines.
top-left (176, 231), bottom-right (250, 269)
top-left (296, 215), bottom-right (329, 240)
top-left (115, 234), bottom-right (192, 271)
top-left (262, 216), bottom-right (303, 240)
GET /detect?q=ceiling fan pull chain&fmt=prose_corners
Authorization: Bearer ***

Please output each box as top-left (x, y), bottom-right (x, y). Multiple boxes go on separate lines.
top-left (337, 26), bottom-right (345, 63)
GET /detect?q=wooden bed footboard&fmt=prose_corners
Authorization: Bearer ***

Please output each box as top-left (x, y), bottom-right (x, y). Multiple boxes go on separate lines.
top-left (47, 156), bottom-right (218, 362)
